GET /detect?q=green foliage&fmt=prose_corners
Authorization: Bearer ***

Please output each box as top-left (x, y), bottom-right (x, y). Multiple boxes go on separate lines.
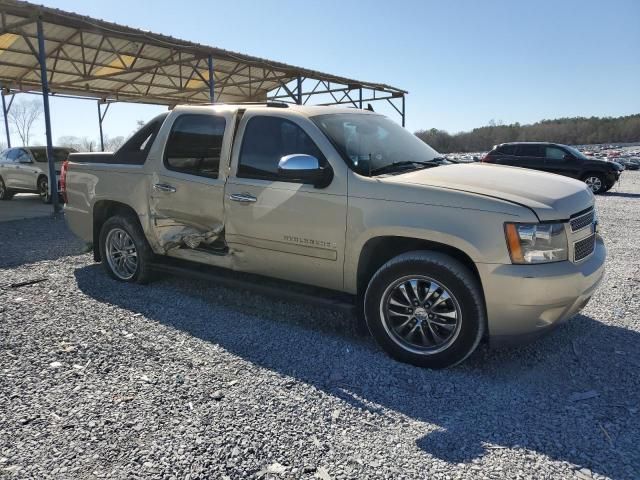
top-left (415, 114), bottom-right (640, 153)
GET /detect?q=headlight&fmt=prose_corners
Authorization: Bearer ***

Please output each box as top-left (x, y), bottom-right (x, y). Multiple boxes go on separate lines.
top-left (504, 222), bottom-right (568, 264)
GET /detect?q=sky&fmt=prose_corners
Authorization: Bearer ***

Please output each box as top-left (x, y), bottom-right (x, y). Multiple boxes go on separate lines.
top-left (3, 0), bottom-right (640, 146)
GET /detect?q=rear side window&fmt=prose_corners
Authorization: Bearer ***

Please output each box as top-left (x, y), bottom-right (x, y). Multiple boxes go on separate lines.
top-left (238, 116), bottom-right (325, 181)
top-left (113, 113), bottom-right (168, 165)
top-left (31, 148), bottom-right (71, 163)
top-left (496, 145), bottom-right (517, 155)
top-left (164, 114), bottom-right (226, 179)
top-left (515, 145), bottom-right (543, 157)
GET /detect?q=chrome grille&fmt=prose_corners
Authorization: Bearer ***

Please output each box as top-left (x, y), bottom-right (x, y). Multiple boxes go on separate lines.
top-left (574, 234), bottom-right (596, 262)
top-left (570, 208), bottom-right (595, 232)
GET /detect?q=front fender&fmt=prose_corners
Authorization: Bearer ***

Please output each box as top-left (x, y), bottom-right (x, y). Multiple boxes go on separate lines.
top-left (343, 196), bottom-right (536, 294)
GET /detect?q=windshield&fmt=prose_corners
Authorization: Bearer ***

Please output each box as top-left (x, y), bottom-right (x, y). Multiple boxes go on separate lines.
top-left (566, 146), bottom-right (589, 160)
top-left (31, 148), bottom-right (73, 163)
top-left (311, 113), bottom-right (441, 176)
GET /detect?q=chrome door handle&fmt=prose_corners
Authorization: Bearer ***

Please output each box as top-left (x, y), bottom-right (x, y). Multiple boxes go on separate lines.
top-left (229, 192), bottom-right (257, 203)
top-left (153, 183), bottom-right (176, 193)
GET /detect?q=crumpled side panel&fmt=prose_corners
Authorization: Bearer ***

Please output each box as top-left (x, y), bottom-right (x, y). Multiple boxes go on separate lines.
top-left (152, 218), bottom-right (224, 252)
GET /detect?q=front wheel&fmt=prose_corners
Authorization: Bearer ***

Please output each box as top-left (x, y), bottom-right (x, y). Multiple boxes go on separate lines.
top-left (364, 251), bottom-right (485, 369)
top-left (0, 177), bottom-right (15, 200)
top-left (583, 174), bottom-right (605, 194)
top-left (99, 214), bottom-right (154, 284)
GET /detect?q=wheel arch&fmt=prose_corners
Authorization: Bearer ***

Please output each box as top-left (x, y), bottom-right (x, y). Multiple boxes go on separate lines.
top-left (581, 171), bottom-right (605, 181)
top-left (92, 200), bottom-right (141, 261)
top-left (356, 236), bottom-right (483, 299)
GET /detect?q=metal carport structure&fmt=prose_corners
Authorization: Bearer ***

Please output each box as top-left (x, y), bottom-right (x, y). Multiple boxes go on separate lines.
top-left (0, 0), bottom-right (407, 213)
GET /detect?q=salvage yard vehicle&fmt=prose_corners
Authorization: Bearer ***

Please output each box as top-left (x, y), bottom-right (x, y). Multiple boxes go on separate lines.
top-left (0, 146), bottom-right (75, 202)
top-left (482, 142), bottom-right (623, 194)
top-left (63, 104), bottom-right (606, 368)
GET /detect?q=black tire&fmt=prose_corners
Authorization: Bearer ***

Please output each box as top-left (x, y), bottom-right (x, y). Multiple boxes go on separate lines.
top-left (99, 214), bottom-right (154, 284)
top-left (582, 173), bottom-right (606, 194)
top-left (364, 251), bottom-right (485, 369)
top-left (601, 183), bottom-right (614, 193)
top-left (38, 176), bottom-right (51, 204)
top-left (0, 177), bottom-right (15, 200)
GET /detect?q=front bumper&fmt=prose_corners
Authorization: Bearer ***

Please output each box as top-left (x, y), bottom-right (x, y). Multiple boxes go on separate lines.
top-left (606, 170), bottom-right (621, 186)
top-left (478, 235), bottom-right (606, 346)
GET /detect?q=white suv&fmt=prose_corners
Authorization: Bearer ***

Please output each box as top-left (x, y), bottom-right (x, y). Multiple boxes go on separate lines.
top-left (0, 146), bottom-right (75, 203)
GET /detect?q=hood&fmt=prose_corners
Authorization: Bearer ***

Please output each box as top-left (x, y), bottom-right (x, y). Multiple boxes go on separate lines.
top-left (383, 163), bottom-right (593, 221)
top-left (584, 157), bottom-right (622, 171)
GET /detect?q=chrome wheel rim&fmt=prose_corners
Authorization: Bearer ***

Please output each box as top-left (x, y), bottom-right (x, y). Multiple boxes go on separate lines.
top-left (105, 228), bottom-right (138, 280)
top-left (38, 178), bottom-right (48, 200)
top-left (585, 176), bottom-right (602, 193)
top-left (380, 275), bottom-right (462, 354)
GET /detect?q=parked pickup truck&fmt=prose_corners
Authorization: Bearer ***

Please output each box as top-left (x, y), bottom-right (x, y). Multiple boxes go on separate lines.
top-left (64, 103), bottom-right (606, 368)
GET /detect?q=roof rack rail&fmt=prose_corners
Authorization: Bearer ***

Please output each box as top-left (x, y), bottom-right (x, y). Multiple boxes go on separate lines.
top-left (266, 101), bottom-right (289, 108)
top-left (207, 101), bottom-right (289, 108)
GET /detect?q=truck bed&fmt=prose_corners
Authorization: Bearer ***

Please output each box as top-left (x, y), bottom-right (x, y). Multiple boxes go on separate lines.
top-left (68, 152), bottom-right (141, 165)
top-left (63, 160), bottom-right (149, 243)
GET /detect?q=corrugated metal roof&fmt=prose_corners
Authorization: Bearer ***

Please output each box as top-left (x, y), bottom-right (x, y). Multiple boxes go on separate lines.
top-left (0, 0), bottom-right (406, 106)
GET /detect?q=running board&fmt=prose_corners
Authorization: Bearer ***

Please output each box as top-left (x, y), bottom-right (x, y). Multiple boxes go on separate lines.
top-left (150, 257), bottom-right (357, 315)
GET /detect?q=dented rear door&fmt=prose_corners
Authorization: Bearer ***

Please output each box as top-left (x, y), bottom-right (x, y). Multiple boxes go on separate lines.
top-left (146, 111), bottom-right (232, 253)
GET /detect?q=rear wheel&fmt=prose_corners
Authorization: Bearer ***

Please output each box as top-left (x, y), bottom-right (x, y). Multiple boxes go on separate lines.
top-left (583, 174), bottom-right (605, 194)
top-left (99, 214), bottom-right (154, 284)
top-left (364, 251), bottom-right (485, 369)
top-left (38, 176), bottom-right (51, 204)
top-left (0, 177), bottom-right (15, 200)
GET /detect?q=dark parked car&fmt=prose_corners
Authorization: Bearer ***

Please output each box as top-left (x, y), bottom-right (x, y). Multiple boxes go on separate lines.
top-left (617, 158), bottom-right (640, 171)
top-left (482, 142), bottom-right (623, 194)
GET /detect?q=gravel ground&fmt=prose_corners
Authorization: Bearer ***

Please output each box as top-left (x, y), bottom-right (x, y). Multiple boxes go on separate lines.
top-left (1, 173), bottom-right (639, 480)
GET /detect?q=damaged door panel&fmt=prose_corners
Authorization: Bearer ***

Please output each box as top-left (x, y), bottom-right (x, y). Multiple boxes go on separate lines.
top-left (145, 111), bottom-right (233, 258)
top-left (151, 216), bottom-right (224, 252)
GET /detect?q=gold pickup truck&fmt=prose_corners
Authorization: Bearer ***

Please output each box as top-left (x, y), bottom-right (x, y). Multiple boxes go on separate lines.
top-left (63, 103), bottom-right (605, 368)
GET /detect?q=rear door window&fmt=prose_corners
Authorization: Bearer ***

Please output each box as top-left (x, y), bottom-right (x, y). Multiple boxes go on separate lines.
top-left (237, 116), bottom-right (325, 181)
top-left (545, 146), bottom-right (566, 160)
top-left (164, 114), bottom-right (226, 179)
top-left (515, 145), bottom-right (543, 157)
top-left (14, 149), bottom-right (31, 163)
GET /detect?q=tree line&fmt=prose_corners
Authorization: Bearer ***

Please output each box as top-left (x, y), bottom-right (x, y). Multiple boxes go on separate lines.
top-left (0, 98), bottom-right (136, 152)
top-left (415, 114), bottom-right (640, 153)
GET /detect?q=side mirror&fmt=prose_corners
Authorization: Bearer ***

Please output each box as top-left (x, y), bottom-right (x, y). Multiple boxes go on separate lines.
top-left (563, 153), bottom-right (574, 161)
top-left (18, 157), bottom-right (32, 164)
top-left (277, 154), bottom-right (332, 188)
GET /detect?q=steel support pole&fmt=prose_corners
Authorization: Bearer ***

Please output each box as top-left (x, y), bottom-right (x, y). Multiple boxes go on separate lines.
top-left (207, 54), bottom-right (215, 102)
top-left (401, 94), bottom-right (406, 127)
top-left (296, 76), bottom-right (302, 105)
top-left (359, 88), bottom-right (363, 109)
top-left (97, 101), bottom-right (104, 151)
top-left (37, 19), bottom-right (60, 213)
top-left (97, 101), bottom-right (111, 152)
top-left (1, 93), bottom-right (11, 148)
